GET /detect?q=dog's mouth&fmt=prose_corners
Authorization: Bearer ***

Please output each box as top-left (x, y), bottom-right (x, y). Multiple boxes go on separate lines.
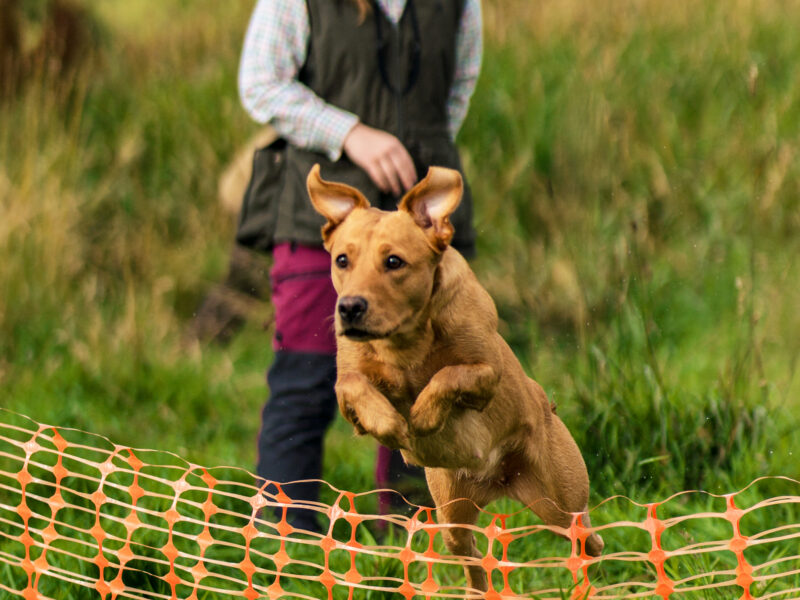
top-left (341, 327), bottom-right (384, 341)
top-left (340, 320), bottom-right (403, 341)
top-left (337, 309), bottom-right (406, 342)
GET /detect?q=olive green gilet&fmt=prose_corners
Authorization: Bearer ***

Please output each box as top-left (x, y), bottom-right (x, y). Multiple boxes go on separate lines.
top-left (261, 0), bottom-right (475, 256)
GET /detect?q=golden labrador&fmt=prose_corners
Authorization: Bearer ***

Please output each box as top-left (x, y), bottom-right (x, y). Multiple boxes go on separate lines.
top-left (307, 164), bottom-right (603, 592)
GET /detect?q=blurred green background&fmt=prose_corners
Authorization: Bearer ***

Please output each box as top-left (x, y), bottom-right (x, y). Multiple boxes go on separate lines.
top-left (1, 0), bottom-right (798, 532)
top-left (3, 0), bottom-right (800, 596)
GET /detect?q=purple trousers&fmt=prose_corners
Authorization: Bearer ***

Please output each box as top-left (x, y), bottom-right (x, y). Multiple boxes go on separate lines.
top-left (256, 243), bottom-right (416, 531)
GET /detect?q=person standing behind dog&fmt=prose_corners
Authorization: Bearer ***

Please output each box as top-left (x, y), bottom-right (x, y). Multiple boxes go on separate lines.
top-left (237, 0), bottom-right (482, 531)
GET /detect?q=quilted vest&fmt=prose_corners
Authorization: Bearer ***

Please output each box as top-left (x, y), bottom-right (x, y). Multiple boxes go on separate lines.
top-left (243, 0), bottom-right (476, 256)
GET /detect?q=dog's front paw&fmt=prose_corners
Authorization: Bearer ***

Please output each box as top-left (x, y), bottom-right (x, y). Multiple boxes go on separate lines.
top-left (373, 414), bottom-right (410, 450)
top-left (410, 401), bottom-right (446, 437)
top-left (343, 404), bottom-right (367, 435)
top-left (338, 390), bottom-right (367, 435)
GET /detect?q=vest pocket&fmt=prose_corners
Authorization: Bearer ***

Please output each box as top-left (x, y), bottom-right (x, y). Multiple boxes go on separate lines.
top-left (236, 138), bottom-right (288, 252)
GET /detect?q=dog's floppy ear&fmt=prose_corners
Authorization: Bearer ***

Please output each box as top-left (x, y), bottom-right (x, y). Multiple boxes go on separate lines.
top-left (307, 164), bottom-right (370, 241)
top-left (398, 167), bottom-right (462, 252)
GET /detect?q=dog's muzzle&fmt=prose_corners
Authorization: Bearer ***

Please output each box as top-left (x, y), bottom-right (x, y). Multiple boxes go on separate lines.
top-left (338, 296), bottom-right (368, 326)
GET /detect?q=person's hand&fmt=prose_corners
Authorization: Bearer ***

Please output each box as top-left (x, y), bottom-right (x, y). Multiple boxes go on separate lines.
top-left (342, 123), bottom-right (417, 196)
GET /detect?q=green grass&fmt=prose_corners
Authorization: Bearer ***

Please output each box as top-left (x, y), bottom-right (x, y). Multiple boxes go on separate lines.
top-left (1, 0), bottom-right (799, 597)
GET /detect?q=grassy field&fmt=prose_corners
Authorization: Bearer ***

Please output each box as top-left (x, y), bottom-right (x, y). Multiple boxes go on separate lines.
top-left (1, 0), bottom-right (799, 597)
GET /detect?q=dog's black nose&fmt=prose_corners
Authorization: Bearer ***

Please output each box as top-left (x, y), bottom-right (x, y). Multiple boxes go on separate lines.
top-left (338, 296), bottom-right (368, 324)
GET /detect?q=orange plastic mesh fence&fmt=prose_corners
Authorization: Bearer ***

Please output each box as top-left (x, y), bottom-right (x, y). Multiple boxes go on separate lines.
top-left (2, 410), bottom-right (799, 599)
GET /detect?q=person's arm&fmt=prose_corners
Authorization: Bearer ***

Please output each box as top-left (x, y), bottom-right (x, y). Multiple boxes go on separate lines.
top-left (238, 0), bottom-right (359, 161)
top-left (447, 0), bottom-right (483, 139)
top-left (238, 0), bottom-right (416, 195)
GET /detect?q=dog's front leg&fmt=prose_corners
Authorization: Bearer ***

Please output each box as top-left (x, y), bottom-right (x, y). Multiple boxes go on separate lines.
top-left (336, 372), bottom-right (410, 450)
top-left (410, 363), bottom-right (498, 436)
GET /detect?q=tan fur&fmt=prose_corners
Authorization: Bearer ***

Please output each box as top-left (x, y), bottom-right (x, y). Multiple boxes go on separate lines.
top-left (307, 164), bottom-right (603, 593)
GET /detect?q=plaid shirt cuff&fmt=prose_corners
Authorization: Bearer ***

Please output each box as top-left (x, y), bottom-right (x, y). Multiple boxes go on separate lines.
top-left (308, 108), bottom-right (360, 161)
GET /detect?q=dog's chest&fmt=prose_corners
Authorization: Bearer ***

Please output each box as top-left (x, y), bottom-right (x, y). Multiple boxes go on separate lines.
top-left (360, 356), bottom-right (437, 409)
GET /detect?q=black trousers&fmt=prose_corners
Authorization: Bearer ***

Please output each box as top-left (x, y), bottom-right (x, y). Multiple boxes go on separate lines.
top-left (256, 351), bottom-right (338, 532)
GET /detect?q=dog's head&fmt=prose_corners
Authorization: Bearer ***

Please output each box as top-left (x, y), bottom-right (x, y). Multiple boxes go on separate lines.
top-left (307, 164), bottom-right (462, 342)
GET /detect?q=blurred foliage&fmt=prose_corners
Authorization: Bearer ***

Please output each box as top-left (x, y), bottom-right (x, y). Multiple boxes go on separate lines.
top-left (0, 0), bottom-right (798, 506)
top-left (1, 0), bottom-right (799, 595)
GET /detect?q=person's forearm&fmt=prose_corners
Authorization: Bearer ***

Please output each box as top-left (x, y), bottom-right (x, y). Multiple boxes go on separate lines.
top-left (239, 75), bottom-right (359, 160)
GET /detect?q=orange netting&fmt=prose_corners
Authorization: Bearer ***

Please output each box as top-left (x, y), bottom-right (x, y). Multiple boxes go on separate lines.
top-left (1, 409), bottom-right (799, 599)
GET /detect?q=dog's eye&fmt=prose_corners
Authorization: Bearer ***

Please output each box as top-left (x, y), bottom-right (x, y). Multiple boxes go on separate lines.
top-left (385, 255), bottom-right (405, 270)
top-left (335, 254), bottom-right (349, 269)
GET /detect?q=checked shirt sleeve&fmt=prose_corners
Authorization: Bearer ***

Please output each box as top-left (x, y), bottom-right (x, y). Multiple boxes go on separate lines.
top-left (238, 0), bottom-right (359, 161)
top-left (447, 0), bottom-right (483, 139)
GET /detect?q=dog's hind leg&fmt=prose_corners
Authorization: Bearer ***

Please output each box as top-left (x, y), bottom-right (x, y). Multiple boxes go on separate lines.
top-left (426, 468), bottom-right (498, 594)
top-left (510, 417), bottom-right (604, 556)
top-left (511, 484), bottom-right (604, 558)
